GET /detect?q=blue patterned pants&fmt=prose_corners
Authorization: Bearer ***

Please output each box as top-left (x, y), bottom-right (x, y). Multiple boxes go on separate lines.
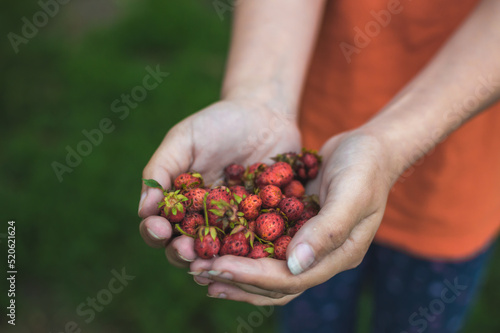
top-left (280, 242), bottom-right (495, 333)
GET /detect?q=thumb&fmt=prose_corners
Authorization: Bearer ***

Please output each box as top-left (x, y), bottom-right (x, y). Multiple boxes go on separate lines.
top-left (138, 124), bottom-right (193, 219)
top-left (286, 180), bottom-right (374, 276)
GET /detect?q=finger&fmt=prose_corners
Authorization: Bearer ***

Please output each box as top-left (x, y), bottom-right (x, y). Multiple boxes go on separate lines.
top-left (190, 255), bottom-right (304, 295)
top-left (192, 275), bottom-right (213, 286)
top-left (165, 235), bottom-right (196, 268)
top-left (207, 282), bottom-right (300, 306)
top-left (287, 166), bottom-right (381, 276)
top-left (200, 269), bottom-right (288, 299)
top-left (139, 216), bottom-right (172, 248)
top-left (139, 124), bottom-right (193, 218)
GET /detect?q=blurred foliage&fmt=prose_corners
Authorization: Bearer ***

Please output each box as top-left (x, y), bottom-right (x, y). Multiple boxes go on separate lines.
top-left (0, 0), bottom-right (498, 332)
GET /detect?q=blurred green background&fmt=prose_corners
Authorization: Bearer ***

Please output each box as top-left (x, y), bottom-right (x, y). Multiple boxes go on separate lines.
top-left (0, 0), bottom-right (499, 332)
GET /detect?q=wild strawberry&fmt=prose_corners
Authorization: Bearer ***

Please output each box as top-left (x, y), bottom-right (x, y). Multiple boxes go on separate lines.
top-left (194, 226), bottom-right (221, 259)
top-left (143, 179), bottom-right (186, 221)
top-left (300, 195), bottom-right (320, 220)
top-left (259, 185), bottom-right (282, 208)
top-left (230, 185), bottom-right (249, 203)
top-left (174, 172), bottom-right (204, 190)
top-left (282, 180), bottom-right (305, 198)
top-left (184, 188), bottom-right (207, 212)
top-left (178, 212), bottom-right (205, 236)
top-left (242, 162), bottom-right (267, 192)
top-left (224, 163), bottom-right (245, 186)
top-left (274, 235), bottom-right (292, 260)
top-left (247, 220), bottom-right (256, 233)
top-left (158, 190), bottom-right (188, 223)
top-left (207, 199), bottom-right (242, 230)
top-left (256, 162), bottom-right (293, 188)
top-left (278, 197), bottom-right (304, 221)
top-left (206, 186), bottom-right (232, 228)
top-left (288, 219), bottom-right (307, 237)
top-left (247, 162), bottom-right (267, 175)
top-left (207, 186), bottom-right (232, 204)
top-left (256, 211), bottom-right (285, 241)
top-left (271, 152), bottom-right (298, 166)
top-left (239, 194), bottom-right (262, 221)
top-left (247, 242), bottom-right (273, 259)
top-left (220, 232), bottom-right (251, 257)
top-left (296, 150), bottom-right (322, 181)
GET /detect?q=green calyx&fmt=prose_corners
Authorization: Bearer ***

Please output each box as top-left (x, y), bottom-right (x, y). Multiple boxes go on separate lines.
top-left (158, 190), bottom-right (188, 216)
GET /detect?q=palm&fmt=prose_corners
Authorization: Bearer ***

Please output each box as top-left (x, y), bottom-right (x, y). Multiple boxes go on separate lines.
top-left (139, 100), bottom-right (301, 266)
top-left (174, 100), bottom-right (301, 183)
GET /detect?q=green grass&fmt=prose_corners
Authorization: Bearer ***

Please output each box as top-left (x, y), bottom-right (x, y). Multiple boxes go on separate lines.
top-left (0, 1), bottom-right (499, 332)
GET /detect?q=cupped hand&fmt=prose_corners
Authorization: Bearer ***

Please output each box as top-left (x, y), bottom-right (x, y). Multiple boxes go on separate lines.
top-left (189, 130), bottom-right (399, 305)
top-left (138, 99), bottom-right (301, 268)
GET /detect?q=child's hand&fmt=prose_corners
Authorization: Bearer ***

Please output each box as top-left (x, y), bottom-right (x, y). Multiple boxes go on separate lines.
top-left (189, 130), bottom-right (397, 305)
top-left (138, 99), bottom-right (300, 268)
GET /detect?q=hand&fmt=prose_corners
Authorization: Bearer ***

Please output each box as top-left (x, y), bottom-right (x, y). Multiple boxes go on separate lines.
top-left (138, 99), bottom-right (301, 268)
top-left (189, 130), bottom-right (398, 305)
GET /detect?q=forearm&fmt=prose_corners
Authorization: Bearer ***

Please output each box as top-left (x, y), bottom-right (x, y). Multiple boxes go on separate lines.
top-left (221, 0), bottom-right (326, 114)
top-left (363, 0), bottom-right (500, 178)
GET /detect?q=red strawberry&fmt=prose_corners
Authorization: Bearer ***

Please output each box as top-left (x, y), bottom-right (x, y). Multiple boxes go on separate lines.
top-left (230, 185), bottom-right (249, 203)
top-left (178, 212), bottom-right (205, 236)
top-left (259, 185), bottom-right (282, 208)
top-left (206, 187), bottom-right (233, 227)
top-left (271, 152), bottom-right (298, 166)
top-left (300, 207), bottom-right (318, 220)
top-left (174, 172), bottom-right (204, 190)
top-left (256, 162), bottom-right (293, 188)
top-left (248, 220), bottom-right (256, 233)
top-left (296, 150), bottom-right (321, 181)
top-left (247, 162), bottom-right (267, 175)
top-left (239, 194), bottom-right (262, 221)
top-left (207, 186), bottom-right (232, 204)
top-left (242, 162), bottom-right (267, 192)
top-left (288, 219), bottom-right (307, 237)
top-left (184, 188), bottom-right (207, 212)
top-left (194, 226), bottom-right (221, 259)
top-left (256, 211), bottom-right (285, 241)
top-left (207, 199), bottom-right (241, 231)
top-left (278, 197), bottom-right (304, 221)
top-left (274, 235), bottom-right (292, 260)
top-left (282, 180), bottom-right (305, 198)
top-left (247, 242), bottom-right (273, 259)
top-left (219, 232), bottom-right (251, 257)
top-left (300, 195), bottom-right (320, 220)
top-left (158, 190), bottom-right (188, 223)
top-left (224, 163), bottom-right (245, 186)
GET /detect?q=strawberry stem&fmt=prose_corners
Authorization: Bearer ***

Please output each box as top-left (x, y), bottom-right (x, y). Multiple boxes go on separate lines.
top-left (203, 192), bottom-right (210, 227)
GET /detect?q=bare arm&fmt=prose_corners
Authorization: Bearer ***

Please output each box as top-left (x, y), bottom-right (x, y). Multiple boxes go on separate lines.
top-left (222, 0), bottom-right (326, 113)
top-left (190, 0), bottom-right (500, 305)
top-left (366, 0), bottom-right (500, 177)
top-left (139, 1), bottom-right (325, 268)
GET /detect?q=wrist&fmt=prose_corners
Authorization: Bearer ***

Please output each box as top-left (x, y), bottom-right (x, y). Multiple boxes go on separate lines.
top-left (221, 82), bottom-right (299, 118)
top-left (352, 125), bottom-right (410, 187)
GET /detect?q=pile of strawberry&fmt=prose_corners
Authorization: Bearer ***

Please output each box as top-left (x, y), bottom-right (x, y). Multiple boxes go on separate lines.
top-left (143, 149), bottom-right (321, 260)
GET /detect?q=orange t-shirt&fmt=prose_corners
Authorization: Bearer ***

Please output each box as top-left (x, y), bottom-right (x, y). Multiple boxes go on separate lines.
top-left (300, 0), bottom-right (500, 260)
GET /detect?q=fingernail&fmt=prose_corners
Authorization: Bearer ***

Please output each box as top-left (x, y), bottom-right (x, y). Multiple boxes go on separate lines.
top-left (147, 227), bottom-right (162, 240)
top-left (188, 271), bottom-right (202, 276)
top-left (138, 191), bottom-right (147, 215)
top-left (207, 293), bottom-right (227, 299)
top-left (177, 252), bottom-right (194, 262)
top-left (194, 277), bottom-right (211, 286)
top-left (208, 271), bottom-right (233, 280)
top-left (287, 243), bottom-right (315, 275)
